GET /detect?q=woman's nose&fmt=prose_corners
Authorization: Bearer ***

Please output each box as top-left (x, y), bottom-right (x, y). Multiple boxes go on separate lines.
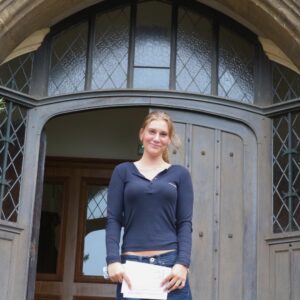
top-left (153, 133), bottom-right (160, 141)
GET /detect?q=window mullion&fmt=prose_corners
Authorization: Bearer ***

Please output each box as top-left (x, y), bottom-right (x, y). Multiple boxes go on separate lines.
top-left (0, 102), bottom-right (12, 211)
top-left (169, 2), bottom-right (178, 90)
top-left (127, 1), bottom-right (137, 88)
top-left (85, 15), bottom-right (96, 91)
top-left (287, 112), bottom-right (299, 231)
top-left (211, 20), bottom-right (218, 96)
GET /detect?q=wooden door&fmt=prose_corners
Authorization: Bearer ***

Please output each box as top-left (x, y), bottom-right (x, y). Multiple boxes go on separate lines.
top-left (34, 158), bottom-right (118, 300)
top-left (166, 110), bottom-right (257, 300)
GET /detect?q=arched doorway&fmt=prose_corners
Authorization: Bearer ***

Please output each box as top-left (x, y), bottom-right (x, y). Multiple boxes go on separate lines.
top-left (25, 95), bottom-right (265, 300)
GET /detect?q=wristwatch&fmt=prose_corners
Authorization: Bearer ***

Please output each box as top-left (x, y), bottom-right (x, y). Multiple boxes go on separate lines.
top-left (102, 266), bottom-right (109, 279)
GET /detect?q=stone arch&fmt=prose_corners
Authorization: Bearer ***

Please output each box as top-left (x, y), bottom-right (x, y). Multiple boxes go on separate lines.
top-left (0, 0), bottom-right (299, 69)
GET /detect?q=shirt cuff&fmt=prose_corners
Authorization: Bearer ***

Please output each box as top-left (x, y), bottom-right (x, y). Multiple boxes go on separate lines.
top-left (106, 255), bottom-right (121, 265)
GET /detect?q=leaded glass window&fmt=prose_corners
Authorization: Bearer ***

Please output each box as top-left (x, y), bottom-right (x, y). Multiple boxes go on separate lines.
top-left (78, 182), bottom-right (108, 278)
top-left (133, 1), bottom-right (172, 89)
top-left (273, 111), bottom-right (300, 232)
top-left (218, 26), bottom-right (255, 103)
top-left (0, 100), bottom-right (27, 222)
top-left (272, 62), bottom-right (300, 103)
top-left (176, 7), bottom-right (212, 94)
top-left (0, 0), bottom-right (262, 103)
top-left (0, 52), bottom-right (35, 94)
top-left (92, 7), bottom-right (130, 89)
top-left (48, 21), bottom-right (88, 96)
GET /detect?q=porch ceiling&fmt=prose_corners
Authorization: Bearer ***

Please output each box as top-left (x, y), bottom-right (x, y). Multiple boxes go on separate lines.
top-left (0, 0), bottom-right (299, 70)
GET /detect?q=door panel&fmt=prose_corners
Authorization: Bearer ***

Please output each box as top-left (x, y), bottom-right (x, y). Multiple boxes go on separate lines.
top-left (165, 109), bottom-right (257, 300)
top-left (190, 126), bottom-right (215, 300)
top-left (36, 178), bottom-right (68, 281)
top-left (0, 232), bottom-right (15, 300)
top-left (219, 132), bottom-right (244, 299)
top-left (169, 122), bottom-right (186, 165)
top-left (269, 242), bottom-right (300, 300)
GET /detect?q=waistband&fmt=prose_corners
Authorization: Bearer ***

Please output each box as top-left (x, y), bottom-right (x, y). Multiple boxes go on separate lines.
top-left (121, 250), bottom-right (177, 266)
top-left (122, 250), bottom-right (176, 259)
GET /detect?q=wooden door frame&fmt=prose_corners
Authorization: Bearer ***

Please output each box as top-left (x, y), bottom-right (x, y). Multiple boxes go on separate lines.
top-left (22, 96), bottom-right (272, 300)
top-left (35, 157), bottom-right (123, 299)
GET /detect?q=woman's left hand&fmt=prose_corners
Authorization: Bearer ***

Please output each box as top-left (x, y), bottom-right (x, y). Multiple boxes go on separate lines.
top-left (161, 264), bottom-right (188, 292)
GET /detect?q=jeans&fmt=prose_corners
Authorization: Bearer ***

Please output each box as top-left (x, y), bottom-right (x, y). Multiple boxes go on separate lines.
top-left (116, 251), bottom-right (192, 300)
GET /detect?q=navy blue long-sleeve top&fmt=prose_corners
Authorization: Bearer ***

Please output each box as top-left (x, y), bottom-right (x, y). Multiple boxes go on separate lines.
top-left (105, 162), bottom-right (194, 267)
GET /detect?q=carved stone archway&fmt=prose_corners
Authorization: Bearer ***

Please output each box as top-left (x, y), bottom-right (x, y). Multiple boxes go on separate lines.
top-left (0, 0), bottom-right (300, 69)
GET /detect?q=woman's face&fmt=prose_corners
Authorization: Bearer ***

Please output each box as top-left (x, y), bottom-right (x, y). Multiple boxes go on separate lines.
top-left (140, 119), bottom-right (171, 158)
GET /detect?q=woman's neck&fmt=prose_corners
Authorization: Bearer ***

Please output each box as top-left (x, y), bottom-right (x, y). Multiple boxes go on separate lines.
top-left (137, 155), bottom-right (168, 168)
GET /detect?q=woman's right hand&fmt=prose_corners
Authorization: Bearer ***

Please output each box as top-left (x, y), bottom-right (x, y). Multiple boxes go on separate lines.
top-left (107, 262), bottom-right (132, 289)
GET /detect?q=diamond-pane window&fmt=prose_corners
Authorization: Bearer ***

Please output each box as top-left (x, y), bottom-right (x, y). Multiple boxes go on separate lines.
top-left (0, 53), bottom-right (35, 94)
top-left (80, 184), bottom-right (108, 277)
top-left (273, 111), bottom-right (300, 233)
top-left (92, 7), bottom-right (130, 89)
top-left (87, 186), bottom-right (107, 220)
top-left (218, 26), bottom-right (255, 103)
top-left (0, 101), bottom-right (27, 222)
top-left (41, 1), bottom-right (263, 100)
top-left (272, 62), bottom-right (300, 103)
top-left (176, 7), bottom-right (212, 94)
top-left (48, 21), bottom-right (88, 96)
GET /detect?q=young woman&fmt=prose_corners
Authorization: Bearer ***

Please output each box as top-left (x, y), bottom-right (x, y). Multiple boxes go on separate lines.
top-left (105, 111), bottom-right (194, 300)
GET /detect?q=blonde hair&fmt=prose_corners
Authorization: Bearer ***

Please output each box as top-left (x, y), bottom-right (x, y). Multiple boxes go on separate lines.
top-left (140, 111), bottom-right (181, 163)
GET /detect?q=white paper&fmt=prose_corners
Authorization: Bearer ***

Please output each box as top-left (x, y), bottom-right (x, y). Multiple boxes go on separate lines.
top-left (121, 260), bottom-right (171, 299)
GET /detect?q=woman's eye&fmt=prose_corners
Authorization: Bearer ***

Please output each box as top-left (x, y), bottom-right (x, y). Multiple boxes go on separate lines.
top-left (160, 132), bottom-right (168, 137)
